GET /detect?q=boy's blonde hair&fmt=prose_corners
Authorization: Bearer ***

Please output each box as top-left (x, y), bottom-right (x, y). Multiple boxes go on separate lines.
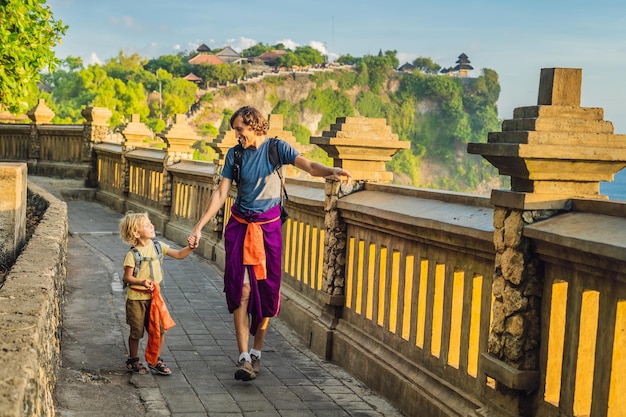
top-left (119, 211), bottom-right (149, 246)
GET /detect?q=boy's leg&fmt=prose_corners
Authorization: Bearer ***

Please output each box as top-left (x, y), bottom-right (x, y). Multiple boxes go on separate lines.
top-left (126, 299), bottom-right (148, 358)
top-left (128, 336), bottom-right (140, 358)
top-left (125, 299), bottom-right (149, 374)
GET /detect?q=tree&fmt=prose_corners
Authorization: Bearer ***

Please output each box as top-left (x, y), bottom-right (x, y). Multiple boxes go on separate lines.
top-left (382, 50), bottom-right (400, 71)
top-left (102, 51), bottom-right (148, 83)
top-left (162, 78), bottom-right (197, 116)
top-left (336, 54), bottom-right (360, 65)
top-left (293, 46), bottom-right (325, 66)
top-left (276, 46), bottom-right (324, 69)
top-left (145, 54), bottom-right (191, 78)
top-left (480, 68), bottom-right (500, 104)
top-left (275, 52), bottom-right (299, 69)
top-left (62, 56), bottom-right (84, 72)
top-left (360, 54), bottom-right (395, 93)
top-left (412, 57), bottom-right (441, 74)
top-left (0, 0), bottom-right (67, 113)
top-left (241, 42), bottom-right (274, 58)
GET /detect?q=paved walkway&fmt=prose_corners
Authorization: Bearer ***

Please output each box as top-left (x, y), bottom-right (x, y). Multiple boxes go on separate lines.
top-left (35, 177), bottom-right (405, 417)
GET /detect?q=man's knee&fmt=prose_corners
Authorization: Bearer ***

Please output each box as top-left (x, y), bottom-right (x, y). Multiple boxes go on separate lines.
top-left (240, 283), bottom-right (251, 301)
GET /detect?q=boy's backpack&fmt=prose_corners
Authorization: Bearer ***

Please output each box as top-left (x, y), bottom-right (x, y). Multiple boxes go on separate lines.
top-left (232, 137), bottom-right (289, 223)
top-left (124, 239), bottom-right (163, 289)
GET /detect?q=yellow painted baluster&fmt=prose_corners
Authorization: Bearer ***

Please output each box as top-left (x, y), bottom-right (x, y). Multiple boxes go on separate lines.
top-left (545, 281), bottom-right (568, 406)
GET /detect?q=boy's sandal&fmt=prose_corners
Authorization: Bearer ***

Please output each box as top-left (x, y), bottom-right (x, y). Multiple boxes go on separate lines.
top-left (149, 357), bottom-right (172, 376)
top-left (126, 357), bottom-right (149, 374)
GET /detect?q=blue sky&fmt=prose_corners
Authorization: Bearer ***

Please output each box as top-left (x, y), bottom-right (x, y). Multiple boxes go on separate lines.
top-left (48, 0), bottom-right (626, 131)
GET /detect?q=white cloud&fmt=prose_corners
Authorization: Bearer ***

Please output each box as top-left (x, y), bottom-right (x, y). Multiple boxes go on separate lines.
top-left (226, 36), bottom-right (257, 53)
top-left (276, 38), bottom-right (299, 50)
top-left (87, 52), bottom-right (102, 65)
top-left (310, 40), bottom-right (339, 61)
top-left (309, 41), bottom-right (327, 55)
top-left (173, 44), bottom-right (181, 51)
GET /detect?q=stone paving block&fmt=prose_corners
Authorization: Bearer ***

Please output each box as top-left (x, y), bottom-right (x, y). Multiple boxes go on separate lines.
top-left (198, 395), bottom-right (240, 413)
top-left (163, 394), bottom-right (206, 413)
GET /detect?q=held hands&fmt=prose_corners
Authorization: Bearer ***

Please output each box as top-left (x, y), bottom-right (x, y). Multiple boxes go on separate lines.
top-left (187, 232), bottom-right (200, 249)
top-left (142, 279), bottom-right (154, 291)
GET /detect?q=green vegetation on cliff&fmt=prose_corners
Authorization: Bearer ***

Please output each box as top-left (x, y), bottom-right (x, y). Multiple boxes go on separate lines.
top-left (255, 59), bottom-right (501, 191)
top-left (35, 50), bottom-right (502, 193)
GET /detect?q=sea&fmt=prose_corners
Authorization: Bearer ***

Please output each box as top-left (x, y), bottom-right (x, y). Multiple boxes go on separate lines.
top-left (600, 169), bottom-right (626, 200)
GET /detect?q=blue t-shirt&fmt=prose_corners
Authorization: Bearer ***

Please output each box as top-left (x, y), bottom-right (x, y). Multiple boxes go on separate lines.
top-left (222, 138), bottom-right (299, 213)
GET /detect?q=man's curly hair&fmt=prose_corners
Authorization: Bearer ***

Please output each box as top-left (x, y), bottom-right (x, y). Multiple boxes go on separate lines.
top-left (229, 106), bottom-right (269, 135)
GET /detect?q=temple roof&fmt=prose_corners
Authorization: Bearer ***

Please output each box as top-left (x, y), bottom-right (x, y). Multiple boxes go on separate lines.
top-left (255, 50), bottom-right (287, 65)
top-left (454, 63), bottom-right (474, 70)
top-left (183, 72), bottom-right (202, 81)
top-left (196, 43), bottom-right (211, 53)
top-left (189, 54), bottom-right (224, 65)
top-left (398, 62), bottom-right (415, 72)
top-left (216, 46), bottom-right (240, 57)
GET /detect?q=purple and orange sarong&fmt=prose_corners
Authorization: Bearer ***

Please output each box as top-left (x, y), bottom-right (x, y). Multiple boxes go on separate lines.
top-left (224, 204), bottom-right (283, 335)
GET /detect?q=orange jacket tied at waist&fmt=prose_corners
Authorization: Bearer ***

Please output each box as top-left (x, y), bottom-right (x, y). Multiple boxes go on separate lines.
top-left (231, 212), bottom-right (280, 280)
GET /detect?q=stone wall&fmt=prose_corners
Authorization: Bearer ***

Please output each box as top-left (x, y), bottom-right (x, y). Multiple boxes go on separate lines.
top-left (0, 182), bottom-right (67, 417)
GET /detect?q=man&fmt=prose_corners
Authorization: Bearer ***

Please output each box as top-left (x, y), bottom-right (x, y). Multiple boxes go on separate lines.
top-left (188, 106), bottom-right (351, 381)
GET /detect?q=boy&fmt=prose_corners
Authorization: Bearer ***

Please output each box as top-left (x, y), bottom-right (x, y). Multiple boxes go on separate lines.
top-left (119, 211), bottom-right (194, 375)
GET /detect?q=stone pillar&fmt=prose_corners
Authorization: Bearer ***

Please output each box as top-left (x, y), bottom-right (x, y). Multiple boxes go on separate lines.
top-left (27, 99), bottom-right (55, 160)
top-left (468, 68), bottom-right (626, 417)
top-left (159, 114), bottom-right (199, 165)
top-left (121, 114), bottom-right (154, 150)
top-left (210, 126), bottom-right (238, 170)
top-left (82, 106), bottom-right (112, 187)
top-left (120, 114), bottom-right (154, 196)
top-left (321, 179), bottom-right (363, 297)
top-left (0, 163), bottom-right (27, 268)
top-left (311, 117), bottom-right (409, 182)
top-left (310, 116), bottom-right (409, 297)
top-left (159, 114), bottom-right (199, 211)
top-left (27, 99), bottom-right (55, 124)
top-left (299, 116), bottom-right (407, 358)
top-left (82, 106), bottom-right (112, 151)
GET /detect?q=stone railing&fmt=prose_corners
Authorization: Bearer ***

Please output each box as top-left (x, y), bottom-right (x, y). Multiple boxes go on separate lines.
top-left (0, 101), bottom-right (110, 181)
top-left (467, 68), bottom-right (626, 417)
top-left (3, 67), bottom-right (626, 417)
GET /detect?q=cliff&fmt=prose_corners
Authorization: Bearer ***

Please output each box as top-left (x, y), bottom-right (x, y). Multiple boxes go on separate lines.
top-left (191, 69), bottom-right (502, 194)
